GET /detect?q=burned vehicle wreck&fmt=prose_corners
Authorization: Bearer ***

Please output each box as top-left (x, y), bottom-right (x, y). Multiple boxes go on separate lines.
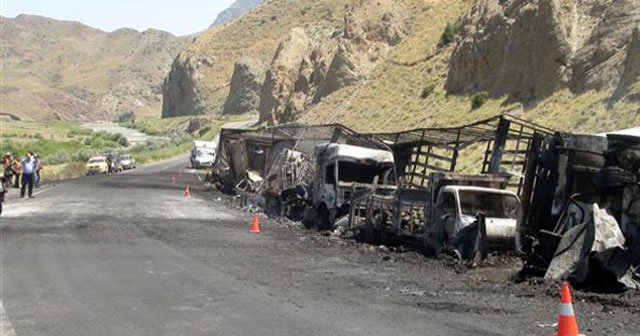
top-left (516, 129), bottom-right (640, 292)
top-left (210, 115), bottom-right (638, 289)
top-left (346, 115), bottom-right (553, 257)
top-left (211, 123), bottom-right (395, 227)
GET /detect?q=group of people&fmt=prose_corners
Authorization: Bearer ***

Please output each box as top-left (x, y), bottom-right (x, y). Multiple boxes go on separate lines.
top-left (1, 152), bottom-right (43, 215)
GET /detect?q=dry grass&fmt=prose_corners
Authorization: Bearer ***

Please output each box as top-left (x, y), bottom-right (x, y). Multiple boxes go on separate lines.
top-left (178, 0), bottom-right (441, 115)
top-left (298, 0), bottom-right (639, 134)
top-left (40, 162), bottom-right (87, 182)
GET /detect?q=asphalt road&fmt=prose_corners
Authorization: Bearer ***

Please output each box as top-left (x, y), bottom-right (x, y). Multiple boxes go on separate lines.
top-left (1, 155), bottom-right (638, 336)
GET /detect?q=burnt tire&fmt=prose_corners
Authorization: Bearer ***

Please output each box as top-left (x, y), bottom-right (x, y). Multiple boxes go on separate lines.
top-left (596, 166), bottom-right (637, 192)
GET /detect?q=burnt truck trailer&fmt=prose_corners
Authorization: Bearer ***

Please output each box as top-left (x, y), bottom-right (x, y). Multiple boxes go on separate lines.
top-left (346, 115), bottom-right (553, 253)
top-left (516, 129), bottom-right (640, 291)
top-left (211, 115), bottom-right (557, 253)
top-left (211, 123), bottom-right (393, 223)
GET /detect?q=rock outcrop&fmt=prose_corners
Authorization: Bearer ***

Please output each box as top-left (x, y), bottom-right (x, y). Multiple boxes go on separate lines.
top-left (258, 28), bottom-right (315, 124)
top-left (446, 0), bottom-right (640, 101)
top-left (162, 56), bottom-right (209, 118)
top-left (257, 7), bottom-right (405, 124)
top-left (223, 59), bottom-right (264, 115)
top-left (162, 0), bottom-right (411, 121)
top-left (570, 0), bottom-right (640, 92)
top-left (117, 110), bottom-right (136, 123)
top-left (615, 27), bottom-right (640, 100)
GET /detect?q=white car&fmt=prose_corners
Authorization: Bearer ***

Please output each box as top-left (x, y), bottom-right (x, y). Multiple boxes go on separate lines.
top-left (120, 154), bottom-right (136, 170)
top-left (190, 148), bottom-right (215, 169)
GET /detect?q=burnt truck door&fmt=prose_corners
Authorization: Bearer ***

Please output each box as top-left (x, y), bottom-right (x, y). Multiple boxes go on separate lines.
top-left (312, 145), bottom-right (338, 222)
top-left (431, 189), bottom-right (459, 244)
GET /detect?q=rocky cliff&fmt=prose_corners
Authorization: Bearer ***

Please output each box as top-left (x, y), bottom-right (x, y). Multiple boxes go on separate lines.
top-left (0, 14), bottom-right (189, 121)
top-left (164, 0), bottom-right (639, 133)
top-left (446, 0), bottom-right (640, 101)
top-left (163, 0), bottom-right (410, 123)
top-left (223, 58), bottom-right (265, 115)
top-left (257, 6), bottom-right (405, 124)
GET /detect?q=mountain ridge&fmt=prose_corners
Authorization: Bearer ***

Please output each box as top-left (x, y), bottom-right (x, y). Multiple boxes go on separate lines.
top-left (211, 0), bottom-right (264, 27)
top-left (0, 14), bottom-right (190, 121)
top-left (162, 0), bottom-right (640, 133)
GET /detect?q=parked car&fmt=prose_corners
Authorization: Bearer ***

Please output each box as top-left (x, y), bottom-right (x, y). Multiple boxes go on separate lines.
top-left (190, 142), bottom-right (216, 169)
top-left (86, 156), bottom-right (109, 175)
top-left (120, 155), bottom-right (136, 170)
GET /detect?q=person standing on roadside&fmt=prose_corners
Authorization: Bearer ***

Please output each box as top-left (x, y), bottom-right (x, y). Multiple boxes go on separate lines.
top-left (1, 153), bottom-right (14, 216)
top-left (3, 153), bottom-right (15, 187)
top-left (34, 154), bottom-right (43, 188)
top-left (21, 152), bottom-right (37, 198)
top-left (12, 156), bottom-right (21, 188)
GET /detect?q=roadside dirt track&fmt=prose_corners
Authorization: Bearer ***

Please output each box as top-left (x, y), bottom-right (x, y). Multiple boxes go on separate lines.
top-left (0, 155), bottom-right (637, 335)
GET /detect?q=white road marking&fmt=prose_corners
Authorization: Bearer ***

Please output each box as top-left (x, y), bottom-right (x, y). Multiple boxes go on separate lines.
top-left (0, 300), bottom-right (17, 336)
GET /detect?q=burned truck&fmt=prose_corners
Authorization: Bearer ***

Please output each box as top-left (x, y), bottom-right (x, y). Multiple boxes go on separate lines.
top-left (516, 128), bottom-right (640, 292)
top-left (211, 123), bottom-right (395, 225)
top-left (347, 115), bottom-right (553, 255)
top-left (311, 142), bottom-right (396, 229)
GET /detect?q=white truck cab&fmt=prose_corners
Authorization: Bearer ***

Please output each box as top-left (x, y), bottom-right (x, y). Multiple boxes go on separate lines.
top-left (433, 186), bottom-right (520, 242)
top-left (312, 143), bottom-right (396, 226)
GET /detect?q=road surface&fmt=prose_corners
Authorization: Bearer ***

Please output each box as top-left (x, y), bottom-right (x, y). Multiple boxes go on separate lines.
top-left (1, 156), bottom-right (638, 335)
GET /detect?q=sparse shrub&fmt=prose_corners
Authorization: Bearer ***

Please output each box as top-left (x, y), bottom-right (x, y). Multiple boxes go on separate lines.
top-left (72, 149), bottom-right (97, 162)
top-left (47, 150), bottom-right (73, 165)
top-left (421, 84), bottom-right (436, 99)
top-left (471, 92), bottom-right (490, 110)
top-left (68, 127), bottom-right (93, 138)
top-left (438, 16), bottom-right (465, 48)
top-left (90, 137), bottom-right (105, 149)
top-left (117, 136), bottom-right (130, 147)
top-left (438, 23), bottom-right (456, 48)
top-left (198, 126), bottom-right (212, 137)
top-left (34, 133), bottom-right (44, 139)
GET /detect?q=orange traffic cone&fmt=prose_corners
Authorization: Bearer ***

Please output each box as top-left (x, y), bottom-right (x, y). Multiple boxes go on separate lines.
top-left (249, 213), bottom-right (260, 233)
top-left (557, 282), bottom-right (582, 336)
top-left (183, 185), bottom-right (191, 198)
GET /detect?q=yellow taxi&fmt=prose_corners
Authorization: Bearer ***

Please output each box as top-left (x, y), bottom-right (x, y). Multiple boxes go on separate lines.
top-left (86, 156), bottom-right (109, 175)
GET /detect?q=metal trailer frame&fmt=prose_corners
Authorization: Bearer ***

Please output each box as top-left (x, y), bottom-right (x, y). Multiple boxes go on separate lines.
top-left (212, 123), bottom-right (390, 192)
top-left (351, 114), bottom-right (554, 243)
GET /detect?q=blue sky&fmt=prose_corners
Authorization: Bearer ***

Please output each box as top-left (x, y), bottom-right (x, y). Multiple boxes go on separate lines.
top-left (0, 0), bottom-right (236, 36)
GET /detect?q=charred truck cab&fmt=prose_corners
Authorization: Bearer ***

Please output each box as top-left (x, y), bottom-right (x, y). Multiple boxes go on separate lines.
top-left (312, 143), bottom-right (396, 228)
top-left (433, 186), bottom-right (520, 245)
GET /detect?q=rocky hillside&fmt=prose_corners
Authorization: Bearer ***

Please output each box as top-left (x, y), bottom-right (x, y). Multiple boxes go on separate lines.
top-left (0, 14), bottom-right (189, 121)
top-left (163, 0), bottom-right (639, 133)
top-left (162, 0), bottom-right (423, 119)
top-left (211, 0), bottom-right (265, 27)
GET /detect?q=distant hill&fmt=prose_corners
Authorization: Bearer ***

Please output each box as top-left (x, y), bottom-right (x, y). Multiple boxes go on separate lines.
top-left (163, 0), bottom-right (639, 134)
top-left (0, 14), bottom-right (190, 121)
top-left (211, 0), bottom-right (264, 27)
